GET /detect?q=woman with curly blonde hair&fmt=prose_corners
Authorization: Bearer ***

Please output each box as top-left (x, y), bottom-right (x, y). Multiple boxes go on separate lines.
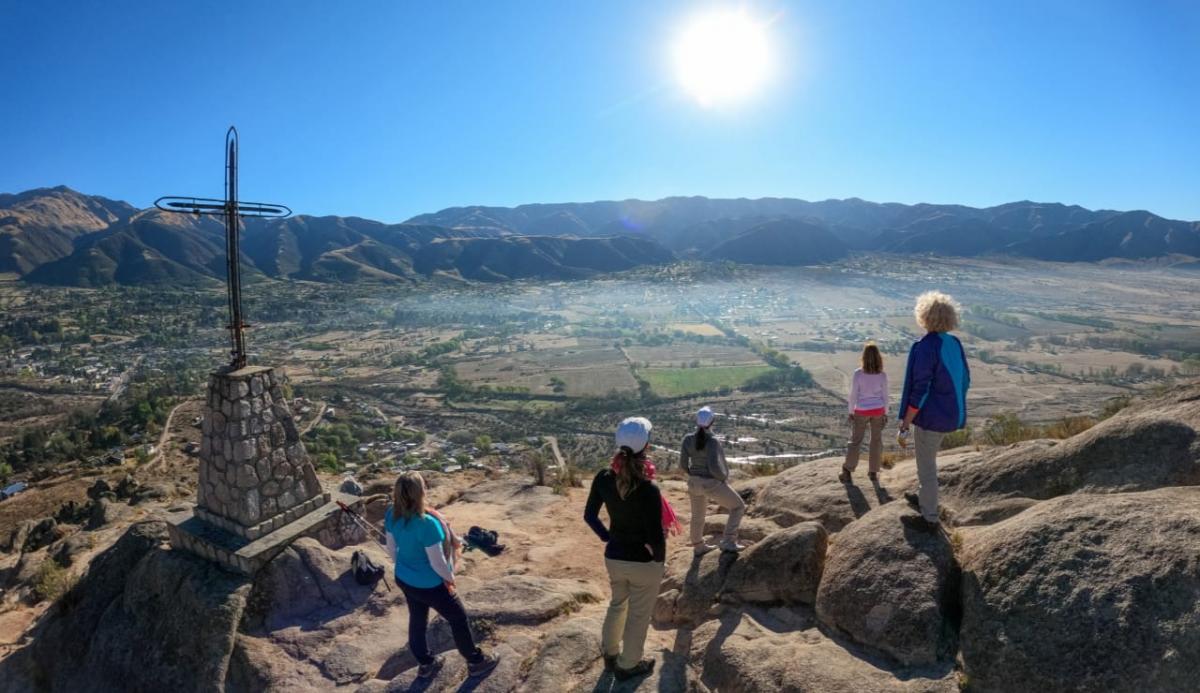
top-left (898, 291), bottom-right (970, 533)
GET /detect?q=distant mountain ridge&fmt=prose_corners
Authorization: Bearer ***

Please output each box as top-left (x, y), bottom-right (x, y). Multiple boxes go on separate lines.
top-left (4, 186), bottom-right (1199, 286)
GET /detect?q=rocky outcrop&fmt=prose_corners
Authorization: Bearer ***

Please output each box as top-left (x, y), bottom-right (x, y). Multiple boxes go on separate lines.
top-left (959, 487), bottom-right (1200, 692)
top-left (657, 522), bottom-right (826, 627)
top-left (690, 608), bottom-right (957, 693)
top-left (702, 513), bottom-right (781, 542)
top-left (750, 457), bottom-right (895, 532)
top-left (5, 521), bottom-right (251, 693)
top-left (463, 575), bottom-right (601, 625)
top-left (816, 502), bottom-right (959, 666)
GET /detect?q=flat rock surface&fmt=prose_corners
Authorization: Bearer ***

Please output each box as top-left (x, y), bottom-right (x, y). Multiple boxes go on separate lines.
top-left (690, 608), bottom-right (957, 693)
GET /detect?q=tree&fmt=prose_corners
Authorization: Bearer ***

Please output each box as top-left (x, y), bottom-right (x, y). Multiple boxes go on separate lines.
top-left (475, 435), bottom-right (492, 453)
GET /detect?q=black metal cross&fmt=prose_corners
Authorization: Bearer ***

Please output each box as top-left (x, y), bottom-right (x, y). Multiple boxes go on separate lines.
top-left (155, 127), bottom-right (291, 370)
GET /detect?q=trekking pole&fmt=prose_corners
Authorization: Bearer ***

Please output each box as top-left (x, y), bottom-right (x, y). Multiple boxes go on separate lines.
top-left (336, 500), bottom-right (389, 543)
top-left (337, 501), bottom-right (394, 592)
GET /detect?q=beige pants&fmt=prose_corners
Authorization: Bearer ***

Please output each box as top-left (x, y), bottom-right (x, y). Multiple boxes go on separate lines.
top-left (914, 426), bottom-right (945, 522)
top-left (844, 413), bottom-right (885, 474)
top-left (687, 476), bottom-right (745, 545)
top-left (602, 558), bottom-right (665, 669)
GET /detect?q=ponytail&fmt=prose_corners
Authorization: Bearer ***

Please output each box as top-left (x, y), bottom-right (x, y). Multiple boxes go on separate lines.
top-left (614, 446), bottom-right (648, 498)
top-left (695, 426), bottom-right (708, 450)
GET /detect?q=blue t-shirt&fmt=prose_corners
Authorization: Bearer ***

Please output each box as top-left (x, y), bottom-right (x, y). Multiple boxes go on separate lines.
top-left (384, 507), bottom-right (446, 589)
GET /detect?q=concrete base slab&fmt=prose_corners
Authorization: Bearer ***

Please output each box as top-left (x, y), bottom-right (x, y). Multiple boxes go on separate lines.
top-left (168, 490), bottom-right (359, 575)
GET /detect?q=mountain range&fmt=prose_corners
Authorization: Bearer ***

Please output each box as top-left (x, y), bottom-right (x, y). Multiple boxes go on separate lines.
top-left (3, 186), bottom-right (1199, 286)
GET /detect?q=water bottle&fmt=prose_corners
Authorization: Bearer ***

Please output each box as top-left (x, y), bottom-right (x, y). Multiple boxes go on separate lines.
top-left (897, 428), bottom-right (910, 449)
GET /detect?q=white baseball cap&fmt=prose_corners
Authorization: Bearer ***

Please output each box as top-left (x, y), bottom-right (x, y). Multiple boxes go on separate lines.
top-left (696, 406), bottom-right (715, 428)
top-left (615, 416), bottom-right (652, 453)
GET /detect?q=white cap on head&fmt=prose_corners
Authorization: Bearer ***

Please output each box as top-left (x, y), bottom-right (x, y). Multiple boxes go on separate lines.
top-left (696, 406), bottom-right (715, 428)
top-left (615, 416), bottom-right (652, 453)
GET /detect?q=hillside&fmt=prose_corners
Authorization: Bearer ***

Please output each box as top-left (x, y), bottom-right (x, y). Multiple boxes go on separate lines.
top-left (0, 187), bottom-right (136, 276)
top-left (706, 218), bottom-right (848, 266)
top-left (414, 235), bottom-right (677, 281)
top-left (5, 187), bottom-right (1200, 286)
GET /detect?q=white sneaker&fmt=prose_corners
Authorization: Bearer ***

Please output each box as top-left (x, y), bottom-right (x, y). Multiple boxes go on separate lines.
top-left (719, 540), bottom-right (747, 553)
top-left (692, 541), bottom-right (718, 556)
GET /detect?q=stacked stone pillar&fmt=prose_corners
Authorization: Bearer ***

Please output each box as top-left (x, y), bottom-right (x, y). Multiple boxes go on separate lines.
top-left (168, 365), bottom-right (334, 574)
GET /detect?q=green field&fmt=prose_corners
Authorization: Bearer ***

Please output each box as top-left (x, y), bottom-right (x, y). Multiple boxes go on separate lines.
top-left (640, 365), bottom-right (774, 397)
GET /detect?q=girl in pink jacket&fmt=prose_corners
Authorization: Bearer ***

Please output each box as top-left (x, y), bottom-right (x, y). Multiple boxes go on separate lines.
top-left (839, 342), bottom-right (889, 483)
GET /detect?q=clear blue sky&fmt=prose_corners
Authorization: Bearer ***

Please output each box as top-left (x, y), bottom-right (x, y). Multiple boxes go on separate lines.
top-left (2, 1), bottom-right (1198, 221)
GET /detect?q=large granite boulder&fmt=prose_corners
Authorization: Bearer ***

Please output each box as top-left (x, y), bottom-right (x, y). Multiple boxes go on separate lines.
top-left (815, 502), bottom-right (959, 666)
top-left (749, 457), bottom-right (895, 532)
top-left (655, 547), bottom-right (738, 627)
top-left (940, 385), bottom-right (1200, 513)
top-left (723, 522), bottom-right (827, 605)
top-left (959, 487), bottom-right (1200, 692)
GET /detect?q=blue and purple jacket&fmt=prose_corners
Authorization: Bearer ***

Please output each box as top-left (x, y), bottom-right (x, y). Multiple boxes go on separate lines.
top-left (899, 332), bottom-right (970, 433)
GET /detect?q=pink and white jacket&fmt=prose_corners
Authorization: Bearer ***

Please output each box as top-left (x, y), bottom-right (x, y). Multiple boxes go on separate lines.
top-left (848, 369), bottom-right (889, 415)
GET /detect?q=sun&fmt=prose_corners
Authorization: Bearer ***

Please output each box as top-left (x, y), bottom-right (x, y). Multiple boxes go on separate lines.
top-left (672, 8), bottom-right (772, 107)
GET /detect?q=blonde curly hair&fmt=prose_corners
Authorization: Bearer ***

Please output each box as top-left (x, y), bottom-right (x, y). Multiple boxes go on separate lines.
top-left (914, 291), bottom-right (960, 333)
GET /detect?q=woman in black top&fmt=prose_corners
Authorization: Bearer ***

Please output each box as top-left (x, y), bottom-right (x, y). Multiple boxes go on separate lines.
top-left (584, 416), bottom-right (671, 682)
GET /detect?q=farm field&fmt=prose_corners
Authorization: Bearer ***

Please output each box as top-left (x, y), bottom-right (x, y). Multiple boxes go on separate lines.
top-left (639, 365), bottom-right (774, 397)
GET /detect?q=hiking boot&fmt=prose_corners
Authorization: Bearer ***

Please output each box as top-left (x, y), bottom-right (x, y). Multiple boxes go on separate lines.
top-left (467, 653), bottom-right (500, 679)
top-left (692, 540), bottom-right (717, 556)
top-left (901, 514), bottom-right (940, 534)
top-left (614, 659), bottom-right (655, 681)
top-left (719, 539), bottom-right (748, 553)
top-left (603, 654), bottom-right (618, 671)
top-left (838, 467), bottom-right (852, 484)
top-left (416, 656), bottom-right (443, 680)
top-left (904, 491), bottom-right (920, 509)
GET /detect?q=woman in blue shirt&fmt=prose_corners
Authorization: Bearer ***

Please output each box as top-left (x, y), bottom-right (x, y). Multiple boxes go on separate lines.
top-left (385, 471), bottom-right (498, 681)
top-left (898, 291), bottom-right (970, 533)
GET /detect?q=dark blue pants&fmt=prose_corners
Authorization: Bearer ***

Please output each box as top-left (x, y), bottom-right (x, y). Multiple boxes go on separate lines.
top-left (399, 580), bottom-right (483, 665)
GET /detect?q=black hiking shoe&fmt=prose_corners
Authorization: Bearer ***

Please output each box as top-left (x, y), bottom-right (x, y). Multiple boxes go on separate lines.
top-left (838, 467), bottom-right (852, 484)
top-left (603, 654), bottom-right (618, 671)
top-left (467, 653), bottom-right (500, 679)
top-left (416, 655), bottom-right (443, 680)
top-left (901, 514), bottom-right (940, 534)
top-left (904, 491), bottom-right (920, 509)
top-left (614, 659), bottom-right (655, 681)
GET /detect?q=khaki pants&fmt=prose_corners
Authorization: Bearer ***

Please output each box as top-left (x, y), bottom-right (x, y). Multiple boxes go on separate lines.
top-left (602, 558), bottom-right (665, 670)
top-left (914, 426), bottom-right (945, 522)
top-left (844, 414), bottom-right (885, 474)
top-left (687, 476), bottom-right (745, 545)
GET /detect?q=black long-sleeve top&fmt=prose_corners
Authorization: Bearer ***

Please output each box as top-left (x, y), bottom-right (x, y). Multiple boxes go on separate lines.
top-left (584, 469), bottom-right (666, 563)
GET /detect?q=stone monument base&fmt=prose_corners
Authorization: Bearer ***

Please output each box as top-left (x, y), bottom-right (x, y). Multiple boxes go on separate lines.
top-left (167, 490), bottom-right (354, 575)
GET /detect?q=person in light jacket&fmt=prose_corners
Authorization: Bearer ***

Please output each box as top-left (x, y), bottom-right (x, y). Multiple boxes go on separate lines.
top-left (839, 342), bottom-right (889, 484)
top-left (898, 291), bottom-right (970, 533)
top-left (680, 406), bottom-right (746, 555)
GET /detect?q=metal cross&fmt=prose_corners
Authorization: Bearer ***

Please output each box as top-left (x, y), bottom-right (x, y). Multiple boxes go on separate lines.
top-left (155, 127), bottom-right (291, 370)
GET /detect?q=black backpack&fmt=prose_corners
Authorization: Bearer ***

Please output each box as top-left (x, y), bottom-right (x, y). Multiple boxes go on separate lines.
top-left (351, 550), bottom-right (386, 587)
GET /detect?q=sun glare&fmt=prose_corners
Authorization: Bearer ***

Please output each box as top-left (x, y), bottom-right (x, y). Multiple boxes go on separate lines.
top-left (672, 8), bottom-right (772, 107)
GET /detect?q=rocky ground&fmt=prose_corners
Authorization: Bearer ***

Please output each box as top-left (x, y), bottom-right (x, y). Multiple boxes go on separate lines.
top-left (1, 384), bottom-right (1199, 692)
